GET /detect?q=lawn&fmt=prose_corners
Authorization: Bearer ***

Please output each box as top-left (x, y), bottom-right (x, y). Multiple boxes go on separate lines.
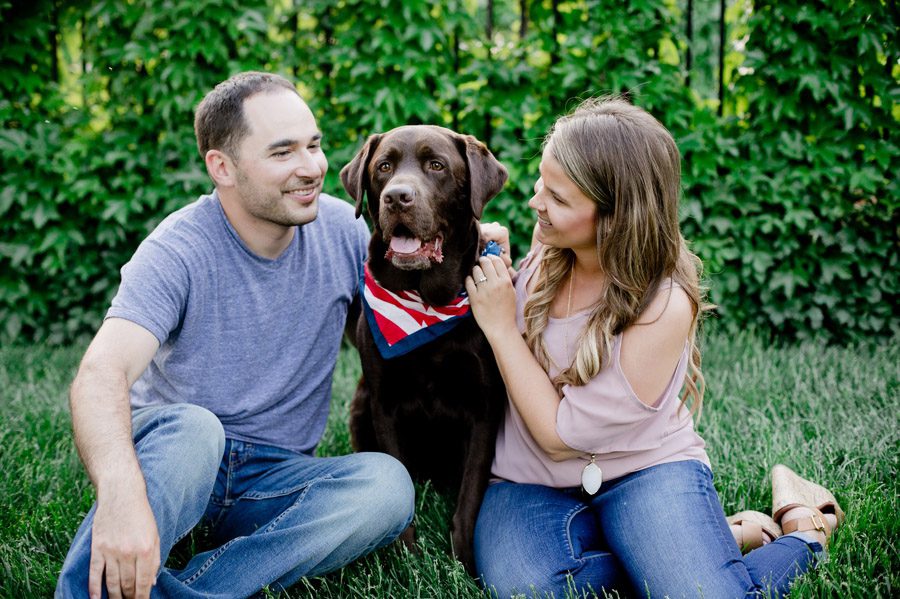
top-left (1, 327), bottom-right (897, 598)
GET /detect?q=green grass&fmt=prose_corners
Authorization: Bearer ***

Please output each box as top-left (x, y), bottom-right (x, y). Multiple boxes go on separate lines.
top-left (1, 328), bottom-right (897, 598)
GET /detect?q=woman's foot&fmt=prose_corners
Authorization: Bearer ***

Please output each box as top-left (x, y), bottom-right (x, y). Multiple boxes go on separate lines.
top-left (772, 464), bottom-right (844, 546)
top-left (727, 510), bottom-right (782, 553)
top-left (777, 506), bottom-right (839, 546)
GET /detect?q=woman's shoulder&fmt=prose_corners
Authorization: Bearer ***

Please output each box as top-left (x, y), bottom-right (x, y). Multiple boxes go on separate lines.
top-left (513, 242), bottom-right (543, 289)
top-left (518, 241), bottom-right (544, 270)
top-left (634, 279), bottom-right (693, 328)
top-left (619, 280), bottom-right (693, 407)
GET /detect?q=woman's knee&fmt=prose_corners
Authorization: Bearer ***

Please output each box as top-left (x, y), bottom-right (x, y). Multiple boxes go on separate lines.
top-left (478, 561), bottom-right (571, 599)
top-left (475, 483), bottom-right (623, 598)
top-left (480, 555), bottom-right (621, 599)
top-left (474, 489), bottom-right (562, 597)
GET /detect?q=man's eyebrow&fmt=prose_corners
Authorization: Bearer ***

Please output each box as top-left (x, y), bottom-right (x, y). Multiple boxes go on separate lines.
top-left (265, 133), bottom-right (322, 151)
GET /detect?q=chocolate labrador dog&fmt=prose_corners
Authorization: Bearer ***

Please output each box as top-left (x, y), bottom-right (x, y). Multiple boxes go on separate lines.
top-left (340, 125), bottom-right (508, 574)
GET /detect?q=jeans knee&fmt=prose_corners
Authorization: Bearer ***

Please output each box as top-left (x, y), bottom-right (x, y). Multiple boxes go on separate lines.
top-left (164, 404), bottom-right (224, 454)
top-left (481, 569), bottom-right (587, 599)
top-left (136, 404), bottom-right (225, 489)
top-left (355, 452), bottom-right (415, 531)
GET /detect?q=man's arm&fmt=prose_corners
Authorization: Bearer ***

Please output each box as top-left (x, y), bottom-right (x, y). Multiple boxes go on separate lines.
top-left (70, 317), bottom-right (161, 599)
top-left (344, 293), bottom-right (362, 349)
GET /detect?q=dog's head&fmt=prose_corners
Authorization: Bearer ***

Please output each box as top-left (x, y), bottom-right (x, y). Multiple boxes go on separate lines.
top-left (341, 125), bottom-right (507, 303)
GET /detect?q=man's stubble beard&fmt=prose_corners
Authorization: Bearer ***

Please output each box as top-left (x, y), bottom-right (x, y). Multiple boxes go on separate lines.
top-left (236, 171), bottom-right (319, 228)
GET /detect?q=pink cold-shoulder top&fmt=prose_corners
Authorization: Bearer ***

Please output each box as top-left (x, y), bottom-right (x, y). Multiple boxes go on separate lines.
top-left (490, 248), bottom-right (710, 488)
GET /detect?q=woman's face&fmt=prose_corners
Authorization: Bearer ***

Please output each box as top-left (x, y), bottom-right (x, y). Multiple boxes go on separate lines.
top-left (528, 147), bottom-right (599, 252)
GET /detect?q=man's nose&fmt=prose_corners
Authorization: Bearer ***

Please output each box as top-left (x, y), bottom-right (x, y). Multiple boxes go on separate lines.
top-left (293, 150), bottom-right (321, 178)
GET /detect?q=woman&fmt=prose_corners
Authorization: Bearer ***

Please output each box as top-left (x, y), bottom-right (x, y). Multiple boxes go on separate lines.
top-left (466, 97), bottom-right (843, 598)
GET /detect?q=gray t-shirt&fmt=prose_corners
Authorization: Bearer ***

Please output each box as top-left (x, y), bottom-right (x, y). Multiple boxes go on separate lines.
top-left (107, 191), bottom-right (369, 454)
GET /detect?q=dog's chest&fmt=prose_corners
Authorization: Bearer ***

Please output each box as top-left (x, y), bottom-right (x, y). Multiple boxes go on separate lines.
top-left (368, 324), bottom-right (498, 420)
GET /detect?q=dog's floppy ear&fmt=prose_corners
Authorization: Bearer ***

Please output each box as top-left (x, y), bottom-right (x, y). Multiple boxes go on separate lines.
top-left (456, 135), bottom-right (508, 219)
top-left (340, 133), bottom-right (382, 218)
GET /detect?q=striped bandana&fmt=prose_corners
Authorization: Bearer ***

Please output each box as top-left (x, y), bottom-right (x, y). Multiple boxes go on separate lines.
top-left (361, 263), bottom-right (472, 359)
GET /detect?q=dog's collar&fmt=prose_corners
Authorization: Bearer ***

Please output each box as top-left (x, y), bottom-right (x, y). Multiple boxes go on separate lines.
top-left (361, 263), bottom-right (471, 359)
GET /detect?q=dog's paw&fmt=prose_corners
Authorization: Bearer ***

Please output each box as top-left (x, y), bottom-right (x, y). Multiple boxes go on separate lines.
top-left (450, 528), bottom-right (477, 576)
top-left (398, 524), bottom-right (419, 554)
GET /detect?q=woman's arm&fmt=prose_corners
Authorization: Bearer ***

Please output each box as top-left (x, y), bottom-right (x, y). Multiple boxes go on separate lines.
top-left (466, 255), bottom-right (579, 460)
top-left (468, 256), bottom-right (695, 460)
top-left (620, 284), bottom-right (694, 406)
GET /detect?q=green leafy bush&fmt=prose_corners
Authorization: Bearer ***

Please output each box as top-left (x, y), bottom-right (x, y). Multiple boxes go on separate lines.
top-left (681, 0), bottom-right (898, 340)
top-left (1, 0), bottom-right (896, 344)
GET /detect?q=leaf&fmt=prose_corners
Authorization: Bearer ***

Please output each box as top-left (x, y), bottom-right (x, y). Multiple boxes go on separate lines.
top-left (0, 184), bottom-right (16, 216)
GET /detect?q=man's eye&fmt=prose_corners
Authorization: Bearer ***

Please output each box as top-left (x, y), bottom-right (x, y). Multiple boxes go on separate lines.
top-left (377, 161), bottom-right (392, 172)
top-left (429, 160), bottom-right (444, 171)
top-left (273, 150), bottom-right (290, 157)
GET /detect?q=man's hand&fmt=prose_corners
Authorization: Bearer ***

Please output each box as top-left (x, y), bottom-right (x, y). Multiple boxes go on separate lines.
top-left (70, 318), bottom-right (162, 599)
top-left (89, 481), bottom-right (160, 599)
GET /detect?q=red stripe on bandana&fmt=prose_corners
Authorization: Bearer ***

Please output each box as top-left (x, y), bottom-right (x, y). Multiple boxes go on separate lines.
top-left (362, 263), bottom-right (471, 355)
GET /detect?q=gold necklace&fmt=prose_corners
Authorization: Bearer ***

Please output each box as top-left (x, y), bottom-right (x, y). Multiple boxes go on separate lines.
top-left (564, 264), bottom-right (574, 366)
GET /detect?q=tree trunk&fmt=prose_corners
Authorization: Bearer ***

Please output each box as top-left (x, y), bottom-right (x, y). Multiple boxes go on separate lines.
top-left (686, 0), bottom-right (693, 88)
top-left (718, 0), bottom-right (726, 116)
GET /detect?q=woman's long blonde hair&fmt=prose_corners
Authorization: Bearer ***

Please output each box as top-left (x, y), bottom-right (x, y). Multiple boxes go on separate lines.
top-left (523, 97), bottom-right (713, 415)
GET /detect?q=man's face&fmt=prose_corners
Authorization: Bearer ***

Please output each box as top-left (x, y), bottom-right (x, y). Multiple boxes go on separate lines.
top-left (230, 90), bottom-right (328, 227)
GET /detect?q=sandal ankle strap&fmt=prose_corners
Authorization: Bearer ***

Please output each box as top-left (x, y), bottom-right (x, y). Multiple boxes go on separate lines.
top-left (782, 510), bottom-right (829, 536)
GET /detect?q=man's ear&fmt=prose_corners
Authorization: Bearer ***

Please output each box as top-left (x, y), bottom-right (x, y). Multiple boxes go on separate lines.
top-left (205, 150), bottom-right (237, 188)
top-left (455, 135), bottom-right (508, 219)
top-left (340, 134), bottom-right (382, 218)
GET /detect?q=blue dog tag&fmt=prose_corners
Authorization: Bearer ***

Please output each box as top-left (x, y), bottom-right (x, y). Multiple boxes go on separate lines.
top-left (481, 241), bottom-right (502, 257)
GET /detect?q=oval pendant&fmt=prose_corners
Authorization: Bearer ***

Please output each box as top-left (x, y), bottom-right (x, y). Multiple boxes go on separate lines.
top-left (581, 461), bottom-right (603, 495)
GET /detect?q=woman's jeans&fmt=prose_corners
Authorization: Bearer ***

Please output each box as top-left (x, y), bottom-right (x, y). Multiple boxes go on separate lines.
top-left (474, 460), bottom-right (823, 598)
top-left (56, 403), bottom-right (415, 598)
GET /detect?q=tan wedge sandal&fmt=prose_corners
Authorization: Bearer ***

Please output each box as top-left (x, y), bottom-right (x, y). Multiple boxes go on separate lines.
top-left (771, 464), bottom-right (845, 543)
top-left (727, 510), bottom-right (783, 554)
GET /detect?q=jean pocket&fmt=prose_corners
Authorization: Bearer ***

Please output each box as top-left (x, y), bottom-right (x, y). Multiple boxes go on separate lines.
top-left (241, 475), bottom-right (332, 501)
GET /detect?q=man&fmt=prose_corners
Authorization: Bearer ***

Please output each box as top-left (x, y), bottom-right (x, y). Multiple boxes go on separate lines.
top-left (56, 71), bottom-right (415, 599)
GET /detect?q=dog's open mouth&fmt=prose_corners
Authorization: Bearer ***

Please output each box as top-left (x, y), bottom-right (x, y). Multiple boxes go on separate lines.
top-left (384, 226), bottom-right (444, 266)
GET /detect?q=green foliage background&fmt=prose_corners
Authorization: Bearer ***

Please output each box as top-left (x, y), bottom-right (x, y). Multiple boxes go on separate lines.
top-left (1, 0), bottom-right (897, 344)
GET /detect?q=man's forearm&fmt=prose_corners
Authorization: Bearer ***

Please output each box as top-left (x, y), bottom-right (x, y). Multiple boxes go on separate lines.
top-left (69, 362), bottom-right (145, 494)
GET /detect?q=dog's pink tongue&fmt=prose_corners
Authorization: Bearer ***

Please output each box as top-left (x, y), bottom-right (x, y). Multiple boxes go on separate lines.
top-left (389, 236), bottom-right (422, 254)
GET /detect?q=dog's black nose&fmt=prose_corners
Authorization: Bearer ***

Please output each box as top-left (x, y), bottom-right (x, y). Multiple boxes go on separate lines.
top-left (383, 184), bottom-right (415, 209)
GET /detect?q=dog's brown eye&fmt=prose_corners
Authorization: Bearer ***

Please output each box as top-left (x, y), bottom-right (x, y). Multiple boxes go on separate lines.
top-left (376, 161), bottom-right (392, 173)
top-left (429, 160), bottom-right (444, 171)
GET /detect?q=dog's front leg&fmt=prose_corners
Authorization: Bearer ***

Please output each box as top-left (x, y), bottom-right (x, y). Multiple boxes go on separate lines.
top-left (349, 377), bottom-right (378, 452)
top-left (368, 393), bottom-right (419, 553)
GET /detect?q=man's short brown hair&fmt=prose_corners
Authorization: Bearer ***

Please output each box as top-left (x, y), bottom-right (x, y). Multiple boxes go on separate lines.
top-left (194, 71), bottom-right (299, 160)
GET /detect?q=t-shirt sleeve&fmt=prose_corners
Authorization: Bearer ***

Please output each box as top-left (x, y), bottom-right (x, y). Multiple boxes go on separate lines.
top-left (353, 214), bottom-right (370, 269)
top-left (106, 238), bottom-right (190, 345)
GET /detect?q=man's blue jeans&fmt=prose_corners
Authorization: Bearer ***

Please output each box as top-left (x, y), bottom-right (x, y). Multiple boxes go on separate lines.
top-left (474, 460), bottom-right (823, 598)
top-left (56, 403), bottom-right (415, 598)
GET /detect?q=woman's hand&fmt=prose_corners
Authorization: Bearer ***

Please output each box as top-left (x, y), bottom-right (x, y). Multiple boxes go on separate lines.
top-left (479, 221), bottom-right (513, 270)
top-left (466, 255), bottom-right (517, 342)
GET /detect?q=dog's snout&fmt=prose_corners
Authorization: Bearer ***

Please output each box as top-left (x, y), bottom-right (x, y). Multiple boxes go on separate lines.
top-left (383, 184), bottom-right (416, 209)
